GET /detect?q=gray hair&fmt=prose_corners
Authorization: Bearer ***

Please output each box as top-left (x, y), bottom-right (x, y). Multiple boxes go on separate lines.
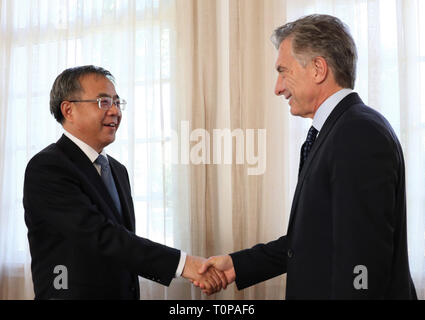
top-left (50, 65), bottom-right (115, 124)
top-left (271, 14), bottom-right (357, 89)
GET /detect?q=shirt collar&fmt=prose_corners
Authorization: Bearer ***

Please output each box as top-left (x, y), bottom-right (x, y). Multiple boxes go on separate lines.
top-left (312, 88), bottom-right (353, 133)
top-left (63, 130), bottom-right (108, 164)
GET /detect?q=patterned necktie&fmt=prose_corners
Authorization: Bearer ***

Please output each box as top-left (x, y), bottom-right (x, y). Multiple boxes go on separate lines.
top-left (299, 126), bottom-right (319, 175)
top-left (95, 155), bottom-right (122, 215)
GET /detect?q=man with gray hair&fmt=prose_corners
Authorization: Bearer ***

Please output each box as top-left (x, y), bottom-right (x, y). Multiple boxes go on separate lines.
top-left (23, 65), bottom-right (226, 299)
top-left (198, 14), bottom-right (417, 299)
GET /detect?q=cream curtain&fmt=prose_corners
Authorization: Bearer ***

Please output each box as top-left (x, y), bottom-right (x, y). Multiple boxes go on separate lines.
top-left (0, 0), bottom-right (193, 300)
top-left (1, 0), bottom-right (424, 300)
top-left (175, 0), bottom-right (292, 300)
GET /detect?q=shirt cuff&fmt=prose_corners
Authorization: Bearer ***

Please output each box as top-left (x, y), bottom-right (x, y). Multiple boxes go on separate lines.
top-left (175, 251), bottom-right (187, 277)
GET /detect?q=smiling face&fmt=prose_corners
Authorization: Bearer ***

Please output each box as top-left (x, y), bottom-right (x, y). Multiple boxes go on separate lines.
top-left (274, 38), bottom-right (319, 119)
top-left (61, 73), bottom-right (122, 153)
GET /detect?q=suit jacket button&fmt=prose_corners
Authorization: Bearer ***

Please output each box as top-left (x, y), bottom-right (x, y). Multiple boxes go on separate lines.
top-left (287, 249), bottom-right (294, 258)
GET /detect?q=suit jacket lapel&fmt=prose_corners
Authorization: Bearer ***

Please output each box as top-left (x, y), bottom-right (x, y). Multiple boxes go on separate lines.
top-left (56, 135), bottom-right (124, 225)
top-left (287, 93), bottom-right (364, 231)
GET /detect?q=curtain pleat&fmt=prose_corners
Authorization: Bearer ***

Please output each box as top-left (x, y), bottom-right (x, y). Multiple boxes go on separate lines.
top-left (0, 0), bottom-right (424, 300)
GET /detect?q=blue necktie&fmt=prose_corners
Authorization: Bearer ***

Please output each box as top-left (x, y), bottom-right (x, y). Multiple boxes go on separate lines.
top-left (95, 155), bottom-right (122, 215)
top-left (299, 126), bottom-right (318, 175)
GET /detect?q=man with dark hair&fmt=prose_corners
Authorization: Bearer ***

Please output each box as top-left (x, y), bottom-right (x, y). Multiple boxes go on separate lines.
top-left (24, 65), bottom-right (226, 299)
top-left (198, 14), bottom-right (417, 299)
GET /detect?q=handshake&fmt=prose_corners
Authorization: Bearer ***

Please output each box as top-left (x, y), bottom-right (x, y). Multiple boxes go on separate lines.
top-left (181, 254), bottom-right (235, 295)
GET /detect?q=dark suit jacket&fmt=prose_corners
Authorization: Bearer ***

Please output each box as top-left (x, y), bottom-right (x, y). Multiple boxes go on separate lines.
top-left (230, 93), bottom-right (417, 299)
top-left (23, 135), bottom-right (181, 299)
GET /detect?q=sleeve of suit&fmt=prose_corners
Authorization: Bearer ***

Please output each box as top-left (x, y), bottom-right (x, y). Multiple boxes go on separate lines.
top-left (24, 152), bottom-right (181, 286)
top-left (230, 236), bottom-right (288, 290)
top-left (329, 119), bottom-right (399, 298)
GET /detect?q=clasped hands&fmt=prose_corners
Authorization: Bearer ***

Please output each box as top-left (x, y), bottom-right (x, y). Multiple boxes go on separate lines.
top-left (181, 255), bottom-right (235, 295)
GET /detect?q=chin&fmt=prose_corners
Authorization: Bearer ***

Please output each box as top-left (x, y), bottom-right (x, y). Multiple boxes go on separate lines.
top-left (289, 107), bottom-right (299, 116)
top-left (108, 136), bottom-right (116, 144)
top-left (102, 136), bottom-right (116, 148)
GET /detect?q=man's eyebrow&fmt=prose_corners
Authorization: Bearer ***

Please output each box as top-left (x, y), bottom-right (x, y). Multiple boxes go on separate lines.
top-left (97, 93), bottom-right (119, 99)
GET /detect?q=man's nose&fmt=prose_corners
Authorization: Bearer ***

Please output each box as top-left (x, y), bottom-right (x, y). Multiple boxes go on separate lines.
top-left (107, 102), bottom-right (121, 115)
top-left (275, 76), bottom-right (285, 96)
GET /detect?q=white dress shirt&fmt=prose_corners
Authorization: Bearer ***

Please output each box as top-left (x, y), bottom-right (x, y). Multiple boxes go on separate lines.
top-left (63, 130), bottom-right (187, 277)
top-left (312, 88), bottom-right (353, 135)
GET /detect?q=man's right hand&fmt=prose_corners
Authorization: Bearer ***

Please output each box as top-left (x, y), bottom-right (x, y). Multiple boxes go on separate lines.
top-left (195, 255), bottom-right (236, 293)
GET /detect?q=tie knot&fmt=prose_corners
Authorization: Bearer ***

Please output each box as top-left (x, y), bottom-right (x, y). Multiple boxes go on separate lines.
top-left (95, 155), bottom-right (109, 169)
top-left (306, 126), bottom-right (318, 143)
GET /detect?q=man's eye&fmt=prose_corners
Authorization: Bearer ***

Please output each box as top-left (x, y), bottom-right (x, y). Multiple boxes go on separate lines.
top-left (100, 99), bottom-right (111, 107)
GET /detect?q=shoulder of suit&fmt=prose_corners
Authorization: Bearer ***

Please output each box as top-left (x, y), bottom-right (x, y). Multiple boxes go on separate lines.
top-left (24, 142), bottom-right (72, 179)
top-left (344, 103), bottom-right (393, 130)
top-left (333, 104), bottom-right (399, 150)
top-left (27, 143), bottom-right (64, 166)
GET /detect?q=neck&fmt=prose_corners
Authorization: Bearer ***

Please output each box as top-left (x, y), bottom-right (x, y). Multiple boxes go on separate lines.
top-left (63, 125), bottom-right (103, 154)
top-left (309, 84), bottom-right (344, 119)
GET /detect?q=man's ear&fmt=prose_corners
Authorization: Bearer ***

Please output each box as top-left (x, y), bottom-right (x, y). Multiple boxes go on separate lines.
top-left (60, 101), bottom-right (73, 123)
top-left (311, 56), bottom-right (328, 84)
